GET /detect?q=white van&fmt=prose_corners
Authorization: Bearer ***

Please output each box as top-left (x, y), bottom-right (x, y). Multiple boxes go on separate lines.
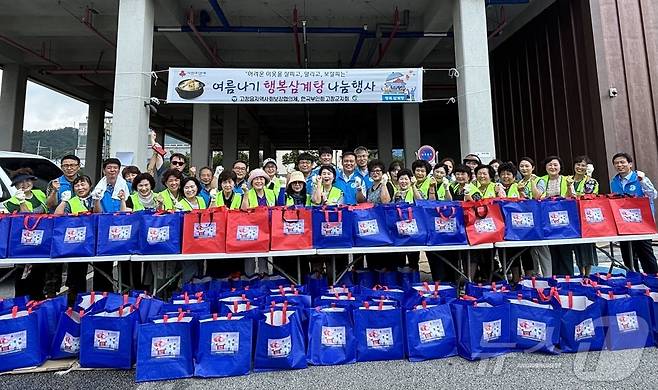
top-left (0, 151), bottom-right (63, 212)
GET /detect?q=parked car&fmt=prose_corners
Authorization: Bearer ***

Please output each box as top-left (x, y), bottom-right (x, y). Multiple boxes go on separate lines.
top-left (0, 151), bottom-right (62, 212)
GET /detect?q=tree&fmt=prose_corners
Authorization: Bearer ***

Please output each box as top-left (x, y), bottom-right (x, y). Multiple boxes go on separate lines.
top-left (282, 150), bottom-right (318, 166)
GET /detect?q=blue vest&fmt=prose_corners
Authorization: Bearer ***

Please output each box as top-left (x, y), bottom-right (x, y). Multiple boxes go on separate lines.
top-left (57, 175), bottom-right (74, 202)
top-left (611, 171), bottom-right (654, 213)
top-left (100, 185), bottom-right (122, 213)
top-left (335, 170), bottom-right (361, 205)
top-left (199, 186), bottom-right (211, 206)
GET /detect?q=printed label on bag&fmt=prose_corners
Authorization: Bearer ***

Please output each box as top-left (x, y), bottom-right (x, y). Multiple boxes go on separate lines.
top-left (366, 327), bottom-right (394, 348)
top-left (147, 226), bottom-right (170, 244)
top-left (108, 225), bottom-right (132, 241)
top-left (474, 217), bottom-right (496, 233)
top-left (93, 329), bottom-right (120, 351)
top-left (584, 208), bottom-right (605, 224)
top-left (434, 217), bottom-right (457, 233)
top-left (193, 222), bottom-right (217, 239)
top-left (482, 320), bottom-right (502, 342)
top-left (283, 220), bottom-right (305, 235)
top-left (357, 220), bottom-right (380, 236)
top-left (548, 211), bottom-right (570, 227)
top-left (574, 318), bottom-right (595, 341)
top-left (64, 227), bottom-right (86, 244)
top-left (511, 212), bottom-right (535, 228)
top-left (236, 225), bottom-right (259, 241)
top-left (20, 229), bottom-right (44, 246)
top-left (60, 332), bottom-right (80, 353)
top-left (321, 222), bottom-right (342, 237)
top-left (267, 336), bottom-right (291, 358)
top-left (619, 208), bottom-right (643, 223)
top-left (151, 336), bottom-right (181, 358)
top-left (517, 318), bottom-right (546, 341)
top-left (396, 219), bottom-right (419, 236)
top-left (211, 332), bottom-right (240, 354)
top-left (418, 319), bottom-right (445, 343)
top-left (0, 330), bottom-right (26, 355)
top-left (321, 326), bottom-right (346, 347)
top-left (616, 311), bottom-right (639, 333)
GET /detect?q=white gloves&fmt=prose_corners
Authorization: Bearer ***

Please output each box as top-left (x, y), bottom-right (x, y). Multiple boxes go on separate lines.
top-left (381, 174), bottom-right (389, 185)
top-left (586, 164), bottom-right (594, 177)
top-left (91, 188), bottom-right (104, 201)
top-left (213, 165), bottom-right (224, 179)
top-left (463, 186), bottom-right (471, 196)
top-left (279, 176), bottom-right (287, 188)
top-left (60, 190), bottom-right (72, 203)
top-left (209, 188), bottom-right (218, 199)
top-left (441, 177), bottom-right (450, 188)
top-left (638, 171), bottom-right (646, 181)
top-left (14, 189), bottom-right (26, 204)
top-left (174, 201), bottom-right (185, 211)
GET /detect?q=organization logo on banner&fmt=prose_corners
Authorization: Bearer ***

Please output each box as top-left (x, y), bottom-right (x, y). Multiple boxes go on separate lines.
top-left (151, 336), bottom-right (181, 358)
top-left (211, 332), bottom-right (240, 354)
top-left (267, 336), bottom-right (292, 357)
top-left (0, 330), bottom-right (27, 355)
top-left (321, 326), bottom-right (346, 347)
top-left (366, 327), bottom-right (394, 348)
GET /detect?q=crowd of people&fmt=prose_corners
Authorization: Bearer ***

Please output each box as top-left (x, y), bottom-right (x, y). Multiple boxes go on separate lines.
top-left (4, 141), bottom-right (657, 301)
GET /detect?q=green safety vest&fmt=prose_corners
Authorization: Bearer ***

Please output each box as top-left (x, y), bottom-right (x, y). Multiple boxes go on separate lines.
top-left (7, 189), bottom-right (48, 212)
top-left (467, 182), bottom-right (497, 199)
top-left (540, 175), bottom-right (569, 198)
top-left (246, 188), bottom-right (276, 208)
top-left (518, 175), bottom-right (544, 200)
top-left (394, 188), bottom-right (416, 204)
top-left (502, 183), bottom-right (520, 198)
top-left (436, 183), bottom-right (447, 200)
top-left (313, 186), bottom-right (343, 205)
top-left (215, 192), bottom-right (243, 209)
top-left (415, 177), bottom-right (432, 199)
top-left (286, 194), bottom-right (312, 206)
top-left (130, 193), bottom-right (145, 211)
top-left (569, 175), bottom-right (599, 196)
top-left (267, 177), bottom-right (282, 196)
top-left (158, 190), bottom-right (181, 211)
top-left (67, 196), bottom-right (89, 214)
top-left (179, 196), bottom-right (207, 211)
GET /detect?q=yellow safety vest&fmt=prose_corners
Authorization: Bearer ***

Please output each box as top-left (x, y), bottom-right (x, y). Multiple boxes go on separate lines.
top-left (540, 175), bottom-right (569, 197)
top-left (179, 196), bottom-right (207, 211)
top-left (158, 190), bottom-right (181, 211)
top-left (215, 192), bottom-right (243, 209)
top-left (67, 196), bottom-right (89, 214)
top-left (502, 183), bottom-right (520, 198)
top-left (286, 194), bottom-right (312, 206)
top-left (6, 189), bottom-right (48, 212)
top-left (246, 188), bottom-right (276, 208)
top-left (568, 175), bottom-right (599, 196)
top-left (415, 178), bottom-right (432, 199)
top-left (394, 188), bottom-right (416, 204)
top-left (313, 186), bottom-right (343, 206)
top-left (467, 182), bottom-right (497, 199)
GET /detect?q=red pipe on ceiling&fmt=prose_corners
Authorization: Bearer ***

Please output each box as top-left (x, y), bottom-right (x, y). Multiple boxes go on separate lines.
top-left (292, 6), bottom-right (301, 67)
top-left (82, 7), bottom-right (117, 49)
top-left (374, 7), bottom-right (400, 67)
top-left (187, 8), bottom-right (223, 66)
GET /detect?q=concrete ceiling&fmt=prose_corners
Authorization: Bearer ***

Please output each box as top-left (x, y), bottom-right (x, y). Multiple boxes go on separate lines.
top-left (0, 0), bottom-right (535, 149)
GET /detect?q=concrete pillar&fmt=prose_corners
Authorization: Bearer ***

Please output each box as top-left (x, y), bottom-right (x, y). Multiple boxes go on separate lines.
top-left (85, 101), bottom-right (105, 181)
top-left (453, 0), bottom-right (496, 159)
top-left (377, 105), bottom-right (393, 165)
top-left (192, 104), bottom-right (211, 169)
top-left (0, 64), bottom-right (28, 151)
top-left (109, 0), bottom-right (154, 169)
top-left (262, 135), bottom-right (274, 160)
top-left (248, 126), bottom-right (260, 169)
top-left (403, 104), bottom-right (421, 168)
top-left (222, 105), bottom-right (238, 169)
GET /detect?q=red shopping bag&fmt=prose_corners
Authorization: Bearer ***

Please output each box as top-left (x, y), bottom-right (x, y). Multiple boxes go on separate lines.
top-left (578, 195), bottom-right (618, 237)
top-left (608, 196), bottom-right (657, 235)
top-left (270, 207), bottom-right (313, 251)
top-left (463, 200), bottom-right (505, 245)
top-left (182, 208), bottom-right (227, 254)
top-left (226, 207), bottom-right (271, 253)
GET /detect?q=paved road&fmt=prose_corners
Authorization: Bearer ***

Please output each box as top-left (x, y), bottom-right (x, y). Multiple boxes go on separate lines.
top-left (2, 348), bottom-right (658, 389)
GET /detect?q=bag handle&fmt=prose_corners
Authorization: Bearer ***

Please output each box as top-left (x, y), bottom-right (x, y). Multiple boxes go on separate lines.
top-left (23, 215), bottom-right (45, 231)
top-left (437, 206), bottom-right (456, 220)
top-left (324, 209), bottom-right (342, 223)
top-left (474, 205), bottom-right (489, 219)
top-left (282, 208), bottom-right (301, 223)
top-left (396, 206), bottom-right (413, 222)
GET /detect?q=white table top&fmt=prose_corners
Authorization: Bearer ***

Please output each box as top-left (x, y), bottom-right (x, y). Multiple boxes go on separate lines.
top-left (0, 255), bottom-right (130, 265)
top-left (130, 249), bottom-right (318, 262)
top-left (494, 234), bottom-right (658, 248)
top-left (316, 243), bottom-right (493, 255)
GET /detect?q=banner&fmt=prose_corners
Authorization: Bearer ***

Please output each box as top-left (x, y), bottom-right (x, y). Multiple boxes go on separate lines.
top-left (167, 67), bottom-right (423, 104)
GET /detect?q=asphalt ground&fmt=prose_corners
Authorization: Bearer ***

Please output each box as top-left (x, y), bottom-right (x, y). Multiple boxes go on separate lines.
top-left (3, 348), bottom-right (658, 390)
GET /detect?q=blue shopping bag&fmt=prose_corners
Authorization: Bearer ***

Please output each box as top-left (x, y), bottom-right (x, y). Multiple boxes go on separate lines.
top-left (79, 306), bottom-right (139, 369)
top-left (74, 291), bottom-right (109, 313)
top-left (419, 201), bottom-right (468, 246)
top-left (50, 214), bottom-right (97, 258)
top-left (307, 307), bottom-right (356, 366)
top-left (631, 289), bottom-right (658, 346)
top-left (352, 206), bottom-right (393, 247)
top-left (353, 302), bottom-right (405, 362)
top-left (0, 307), bottom-right (46, 372)
top-left (0, 215), bottom-right (12, 258)
top-left (377, 270), bottom-right (399, 287)
top-left (540, 198), bottom-right (581, 239)
top-left (500, 200), bottom-right (544, 241)
top-left (305, 273), bottom-right (329, 299)
top-left (451, 296), bottom-right (511, 360)
top-left (254, 307), bottom-right (307, 371)
top-left (591, 272), bottom-right (643, 288)
top-left (314, 294), bottom-right (359, 310)
top-left (355, 270), bottom-right (376, 288)
top-left (96, 212), bottom-right (140, 256)
top-left (406, 301), bottom-right (457, 361)
top-left (138, 212), bottom-right (183, 255)
top-left (384, 205), bottom-right (428, 246)
top-left (312, 207), bottom-right (353, 249)
top-left (195, 313), bottom-right (253, 377)
top-left (509, 296), bottom-right (560, 353)
top-left (8, 214), bottom-right (54, 258)
top-left (556, 290), bottom-right (605, 353)
top-left (135, 314), bottom-right (194, 382)
top-left (601, 290), bottom-right (654, 350)
top-left (50, 308), bottom-right (81, 359)
top-left (161, 298), bottom-right (211, 315)
top-left (465, 281), bottom-right (511, 298)
top-left (403, 282), bottom-right (458, 309)
top-left (359, 286), bottom-right (405, 305)
top-left (0, 296), bottom-right (29, 312)
top-left (399, 267), bottom-right (421, 291)
top-left (31, 295), bottom-right (68, 351)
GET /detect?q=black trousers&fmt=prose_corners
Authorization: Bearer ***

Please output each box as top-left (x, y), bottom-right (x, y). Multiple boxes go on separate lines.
top-left (620, 240), bottom-right (658, 274)
top-left (550, 245), bottom-right (574, 276)
top-left (92, 262), bottom-right (115, 292)
top-left (407, 252), bottom-right (420, 270)
top-left (427, 251), bottom-right (459, 283)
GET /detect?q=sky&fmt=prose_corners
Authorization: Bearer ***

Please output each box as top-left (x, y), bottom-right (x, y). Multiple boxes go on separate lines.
top-left (0, 69), bottom-right (89, 131)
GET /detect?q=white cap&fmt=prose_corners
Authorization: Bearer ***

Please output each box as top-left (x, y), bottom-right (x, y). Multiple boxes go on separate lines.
top-left (263, 158), bottom-right (277, 168)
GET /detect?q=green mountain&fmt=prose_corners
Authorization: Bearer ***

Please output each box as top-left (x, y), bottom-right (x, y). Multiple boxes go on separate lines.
top-left (22, 127), bottom-right (79, 160)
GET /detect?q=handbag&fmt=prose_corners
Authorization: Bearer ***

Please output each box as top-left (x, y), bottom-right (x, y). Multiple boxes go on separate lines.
top-left (406, 300), bottom-right (457, 361)
top-left (539, 198), bottom-right (581, 239)
top-left (138, 212), bottom-right (183, 255)
top-left (578, 196), bottom-right (618, 238)
top-left (500, 199), bottom-right (543, 241)
top-left (270, 207), bottom-right (313, 251)
top-left (8, 214), bottom-right (54, 258)
top-left (182, 208), bottom-right (227, 254)
top-left (353, 302), bottom-right (405, 362)
top-left (352, 206), bottom-right (393, 247)
top-left (0, 307), bottom-right (46, 371)
top-left (96, 212), bottom-right (140, 256)
top-left (421, 201), bottom-right (468, 246)
top-left (195, 313), bottom-right (253, 377)
top-left (556, 290), bottom-right (605, 353)
top-left (384, 205), bottom-right (428, 246)
top-left (600, 289), bottom-right (654, 350)
top-left (463, 201), bottom-right (505, 245)
top-left (79, 305), bottom-right (139, 369)
top-left (307, 307), bottom-right (356, 366)
top-left (254, 304), bottom-right (307, 371)
top-left (226, 208), bottom-right (271, 253)
top-left (509, 294), bottom-right (560, 353)
top-left (450, 295), bottom-right (511, 360)
top-left (51, 214), bottom-right (97, 258)
top-left (311, 207), bottom-right (354, 249)
top-left (608, 196), bottom-right (657, 235)
top-left (49, 308), bottom-right (82, 360)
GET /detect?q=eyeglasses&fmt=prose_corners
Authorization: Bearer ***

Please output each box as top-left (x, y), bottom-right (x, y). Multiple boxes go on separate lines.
top-left (233, 166), bottom-right (247, 171)
top-left (61, 163), bottom-right (79, 169)
top-left (370, 169), bottom-right (383, 173)
top-left (171, 161), bottom-right (185, 166)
